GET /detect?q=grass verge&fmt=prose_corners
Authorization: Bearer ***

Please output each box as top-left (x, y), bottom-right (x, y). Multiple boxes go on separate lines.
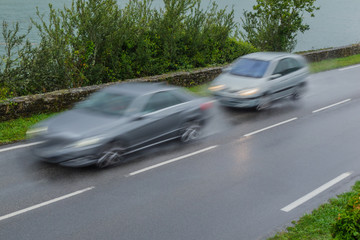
top-left (188, 83), bottom-right (210, 96)
top-left (0, 113), bottom-right (56, 145)
top-left (269, 181), bottom-right (360, 240)
top-left (1, 54), bottom-right (360, 145)
top-left (310, 54), bottom-right (360, 73)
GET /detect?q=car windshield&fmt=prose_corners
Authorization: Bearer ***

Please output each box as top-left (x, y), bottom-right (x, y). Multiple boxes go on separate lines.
top-left (230, 58), bottom-right (270, 78)
top-left (75, 91), bottom-right (135, 116)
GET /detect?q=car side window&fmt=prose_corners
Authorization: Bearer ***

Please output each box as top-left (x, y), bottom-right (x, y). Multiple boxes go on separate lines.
top-left (274, 58), bottom-right (300, 76)
top-left (274, 59), bottom-right (288, 75)
top-left (143, 91), bottom-right (184, 114)
top-left (288, 58), bottom-right (303, 72)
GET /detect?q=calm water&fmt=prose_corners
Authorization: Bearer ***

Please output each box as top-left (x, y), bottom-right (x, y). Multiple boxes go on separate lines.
top-left (0, 0), bottom-right (360, 53)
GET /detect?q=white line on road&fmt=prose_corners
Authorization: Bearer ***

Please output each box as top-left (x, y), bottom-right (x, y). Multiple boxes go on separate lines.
top-left (243, 118), bottom-right (298, 137)
top-left (281, 172), bottom-right (352, 212)
top-left (128, 145), bottom-right (218, 176)
top-left (339, 65), bottom-right (360, 71)
top-left (312, 99), bottom-right (351, 113)
top-left (0, 141), bottom-right (43, 153)
top-left (0, 186), bottom-right (95, 222)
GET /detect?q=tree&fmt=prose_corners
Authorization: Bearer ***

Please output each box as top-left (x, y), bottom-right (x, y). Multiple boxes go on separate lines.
top-left (0, 21), bottom-right (32, 98)
top-left (241, 0), bottom-right (319, 52)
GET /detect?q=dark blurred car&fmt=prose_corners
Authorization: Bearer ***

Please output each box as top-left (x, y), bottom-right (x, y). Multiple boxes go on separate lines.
top-left (209, 52), bottom-right (309, 110)
top-left (27, 83), bottom-right (213, 168)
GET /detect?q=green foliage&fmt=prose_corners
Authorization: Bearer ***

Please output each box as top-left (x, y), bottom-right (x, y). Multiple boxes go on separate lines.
top-left (241, 0), bottom-right (319, 52)
top-left (0, 0), bottom-right (256, 99)
top-left (0, 21), bottom-right (33, 97)
top-left (331, 194), bottom-right (360, 239)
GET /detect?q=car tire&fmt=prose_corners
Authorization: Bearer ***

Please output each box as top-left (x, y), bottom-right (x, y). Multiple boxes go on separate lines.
top-left (180, 121), bottom-right (202, 143)
top-left (291, 84), bottom-right (305, 100)
top-left (97, 142), bottom-right (125, 168)
top-left (256, 94), bottom-right (272, 111)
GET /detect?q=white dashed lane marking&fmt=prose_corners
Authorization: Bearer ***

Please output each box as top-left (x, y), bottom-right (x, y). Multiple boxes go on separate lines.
top-left (127, 145), bottom-right (218, 176)
top-left (243, 118), bottom-right (298, 137)
top-left (281, 172), bottom-right (352, 212)
top-left (0, 187), bottom-right (95, 222)
top-left (338, 65), bottom-right (360, 71)
top-left (0, 141), bottom-right (43, 153)
top-left (312, 99), bottom-right (351, 113)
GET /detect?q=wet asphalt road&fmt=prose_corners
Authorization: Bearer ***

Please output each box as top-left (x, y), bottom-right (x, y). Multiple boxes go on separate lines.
top-left (1, 65), bottom-right (360, 240)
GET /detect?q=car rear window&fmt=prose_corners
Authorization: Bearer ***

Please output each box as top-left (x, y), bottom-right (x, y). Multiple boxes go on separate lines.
top-left (142, 91), bottom-right (185, 113)
top-left (230, 58), bottom-right (270, 78)
top-left (75, 91), bottom-right (135, 116)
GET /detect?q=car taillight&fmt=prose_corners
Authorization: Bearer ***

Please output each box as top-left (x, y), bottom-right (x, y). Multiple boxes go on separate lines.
top-left (200, 101), bottom-right (213, 110)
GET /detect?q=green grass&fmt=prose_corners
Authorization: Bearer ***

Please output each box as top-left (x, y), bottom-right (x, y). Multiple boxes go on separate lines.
top-left (188, 83), bottom-right (211, 96)
top-left (310, 54), bottom-right (360, 73)
top-left (268, 182), bottom-right (360, 240)
top-left (1, 53), bottom-right (360, 145)
top-left (0, 113), bottom-right (56, 145)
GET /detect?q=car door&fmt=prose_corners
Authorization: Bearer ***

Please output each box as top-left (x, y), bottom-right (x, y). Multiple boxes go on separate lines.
top-left (286, 57), bottom-right (308, 86)
top-left (125, 90), bottom-right (186, 151)
top-left (269, 58), bottom-right (299, 100)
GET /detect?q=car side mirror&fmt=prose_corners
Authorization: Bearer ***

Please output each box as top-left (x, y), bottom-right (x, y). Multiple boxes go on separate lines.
top-left (222, 66), bottom-right (232, 73)
top-left (132, 113), bottom-right (146, 121)
top-left (269, 74), bottom-right (281, 80)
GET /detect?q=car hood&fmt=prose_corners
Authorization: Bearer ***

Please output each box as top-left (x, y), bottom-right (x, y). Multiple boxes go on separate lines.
top-left (41, 109), bottom-right (128, 139)
top-left (213, 73), bottom-right (266, 91)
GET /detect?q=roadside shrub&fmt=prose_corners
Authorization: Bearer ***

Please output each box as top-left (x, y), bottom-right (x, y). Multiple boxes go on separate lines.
top-left (331, 193), bottom-right (360, 239)
top-left (0, 0), bottom-right (256, 99)
top-left (0, 21), bottom-right (33, 98)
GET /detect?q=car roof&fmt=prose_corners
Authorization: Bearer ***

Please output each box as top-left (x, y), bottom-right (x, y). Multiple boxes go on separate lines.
top-left (103, 82), bottom-right (177, 96)
top-left (241, 52), bottom-right (295, 61)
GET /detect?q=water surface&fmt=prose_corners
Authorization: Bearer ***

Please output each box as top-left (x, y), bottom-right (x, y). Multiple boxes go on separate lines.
top-left (1, 0), bottom-right (359, 53)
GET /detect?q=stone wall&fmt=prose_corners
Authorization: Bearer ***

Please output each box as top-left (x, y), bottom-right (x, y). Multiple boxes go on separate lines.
top-left (2, 43), bottom-right (360, 122)
top-left (0, 67), bottom-right (223, 121)
top-left (301, 43), bottom-right (360, 62)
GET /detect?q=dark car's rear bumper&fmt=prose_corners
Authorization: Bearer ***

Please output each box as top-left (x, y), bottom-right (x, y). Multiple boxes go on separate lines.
top-left (213, 94), bottom-right (260, 108)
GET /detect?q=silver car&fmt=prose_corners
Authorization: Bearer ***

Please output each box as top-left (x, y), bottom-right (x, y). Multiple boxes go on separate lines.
top-left (209, 52), bottom-right (309, 110)
top-left (27, 83), bottom-right (213, 168)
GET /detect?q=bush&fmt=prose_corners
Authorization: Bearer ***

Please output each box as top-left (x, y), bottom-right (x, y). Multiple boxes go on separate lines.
top-left (0, 0), bottom-right (256, 99)
top-left (0, 21), bottom-right (33, 98)
top-left (332, 193), bottom-right (360, 239)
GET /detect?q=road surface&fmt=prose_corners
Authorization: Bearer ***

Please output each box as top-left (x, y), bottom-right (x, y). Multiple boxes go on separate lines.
top-left (1, 64), bottom-right (360, 239)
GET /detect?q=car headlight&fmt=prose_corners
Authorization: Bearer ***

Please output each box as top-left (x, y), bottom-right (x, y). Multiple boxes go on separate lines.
top-left (70, 137), bottom-right (103, 148)
top-left (208, 84), bottom-right (225, 92)
top-left (238, 88), bottom-right (259, 96)
top-left (26, 127), bottom-right (48, 137)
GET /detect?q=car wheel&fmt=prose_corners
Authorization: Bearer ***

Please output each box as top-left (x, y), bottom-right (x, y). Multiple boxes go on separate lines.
top-left (97, 142), bottom-right (125, 168)
top-left (180, 121), bottom-right (202, 143)
top-left (291, 84), bottom-right (305, 100)
top-left (256, 94), bottom-right (272, 111)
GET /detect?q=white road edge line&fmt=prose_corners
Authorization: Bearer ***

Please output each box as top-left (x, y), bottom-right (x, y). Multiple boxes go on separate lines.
top-left (281, 172), bottom-right (352, 213)
top-left (0, 141), bottom-right (43, 153)
top-left (128, 145), bottom-right (218, 176)
top-left (339, 65), bottom-right (360, 71)
top-left (243, 118), bottom-right (298, 137)
top-left (0, 186), bottom-right (95, 222)
top-left (312, 99), bottom-right (351, 113)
